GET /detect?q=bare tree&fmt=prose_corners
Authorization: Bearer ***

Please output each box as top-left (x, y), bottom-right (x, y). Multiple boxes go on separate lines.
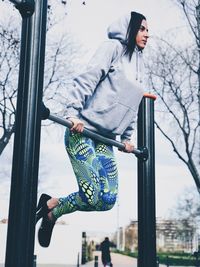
top-left (0, 21), bottom-right (19, 155)
top-left (0, 2), bottom-right (85, 156)
top-left (169, 187), bottom-right (200, 250)
top-left (146, 0), bottom-right (200, 191)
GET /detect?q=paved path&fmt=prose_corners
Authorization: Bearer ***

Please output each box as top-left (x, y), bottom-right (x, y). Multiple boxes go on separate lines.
top-left (0, 252), bottom-right (136, 267)
top-left (0, 252), bottom-right (191, 267)
top-left (81, 251), bottom-right (137, 267)
top-left (80, 251), bottom-right (186, 267)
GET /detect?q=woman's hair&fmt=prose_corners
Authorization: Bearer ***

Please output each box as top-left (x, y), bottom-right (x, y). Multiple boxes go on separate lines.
top-left (124, 11), bottom-right (146, 60)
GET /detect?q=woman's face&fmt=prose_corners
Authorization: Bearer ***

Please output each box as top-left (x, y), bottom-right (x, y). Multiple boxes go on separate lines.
top-left (136, 19), bottom-right (149, 50)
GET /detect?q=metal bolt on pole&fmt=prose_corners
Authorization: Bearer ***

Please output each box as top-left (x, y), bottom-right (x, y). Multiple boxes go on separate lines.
top-left (33, 255), bottom-right (37, 267)
top-left (137, 93), bottom-right (157, 267)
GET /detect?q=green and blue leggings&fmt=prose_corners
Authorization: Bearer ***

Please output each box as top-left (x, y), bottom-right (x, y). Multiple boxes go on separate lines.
top-left (52, 128), bottom-right (118, 219)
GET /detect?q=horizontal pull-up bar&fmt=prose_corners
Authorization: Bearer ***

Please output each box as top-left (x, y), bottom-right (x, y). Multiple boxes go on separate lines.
top-left (41, 103), bottom-right (148, 161)
top-left (9, 0), bottom-right (22, 4)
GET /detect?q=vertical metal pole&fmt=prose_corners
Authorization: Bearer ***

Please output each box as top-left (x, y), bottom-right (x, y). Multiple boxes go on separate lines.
top-left (33, 255), bottom-right (37, 267)
top-left (81, 232), bottom-right (87, 264)
top-left (5, 0), bottom-right (48, 266)
top-left (94, 255), bottom-right (98, 267)
top-left (137, 93), bottom-right (157, 267)
top-left (77, 252), bottom-right (80, 267)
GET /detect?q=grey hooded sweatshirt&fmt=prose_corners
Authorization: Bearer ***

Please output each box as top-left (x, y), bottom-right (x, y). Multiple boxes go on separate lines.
top-left (66, 13), bottom-right (144, 141)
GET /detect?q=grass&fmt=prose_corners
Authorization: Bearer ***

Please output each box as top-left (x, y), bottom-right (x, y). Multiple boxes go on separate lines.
top-left (157, 252), bottom-right (199, 266)
top-left (114, 250), bottom-right (200, 266)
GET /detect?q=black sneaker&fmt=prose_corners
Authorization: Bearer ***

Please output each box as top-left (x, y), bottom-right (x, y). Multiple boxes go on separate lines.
top-left (38, 214), bottom-right (56, 247)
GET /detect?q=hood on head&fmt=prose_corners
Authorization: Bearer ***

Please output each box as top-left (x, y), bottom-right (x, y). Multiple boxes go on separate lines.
top-left (107, 13), bottom-right (131, 44)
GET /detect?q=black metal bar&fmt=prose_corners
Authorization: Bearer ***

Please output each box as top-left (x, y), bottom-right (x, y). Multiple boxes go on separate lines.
top-left (94, 255), bottom-right (98, 267)
top-left (81, 232), bottom-right (87, 264)
top-left (9, 0), bottom-right (35, 17)
top-left (33, 255), bottom-right (37, 267)
top-left (77, 252), bottom-right (80, 267)
top-left (47, 113), bottom-right (147, 159)
top-left (5, 0), bottom-right (48, 266)
top-left (9, 0), bottom-right (22, 4)
top-left (137, 94), bottom-right (157, 267)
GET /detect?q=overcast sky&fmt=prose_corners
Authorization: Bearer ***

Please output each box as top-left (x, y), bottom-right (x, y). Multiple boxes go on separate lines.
top-left (0, 0), bottom-right (195, 234)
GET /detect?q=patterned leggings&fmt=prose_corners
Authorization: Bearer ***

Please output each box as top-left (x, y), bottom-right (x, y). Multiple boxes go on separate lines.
top-left (52, 128), bottom-right (118, 219)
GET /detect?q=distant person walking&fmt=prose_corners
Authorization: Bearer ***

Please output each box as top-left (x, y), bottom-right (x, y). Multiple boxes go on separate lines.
top-left (100, 237), bottom-right (112, 267)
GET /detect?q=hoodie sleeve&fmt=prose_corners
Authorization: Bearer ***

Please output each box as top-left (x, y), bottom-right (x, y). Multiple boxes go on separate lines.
top-left (120, 118), bottom-right (136, 142)
top-left (66, 40), bottom-right (120, 118)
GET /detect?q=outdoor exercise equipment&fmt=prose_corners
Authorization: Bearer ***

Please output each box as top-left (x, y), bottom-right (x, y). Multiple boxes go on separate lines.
top-left (137, 93), bottom-right (157, 267)
top-left (5, 1), bottom-right (48, 267)
top-left (41, 102), bottom-right (148, 161)
top-left (5, 1), bottom-right (157, 267)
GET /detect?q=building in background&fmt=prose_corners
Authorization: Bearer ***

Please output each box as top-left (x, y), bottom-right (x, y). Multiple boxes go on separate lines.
top-left (114, 218), bottom-right (200, 253)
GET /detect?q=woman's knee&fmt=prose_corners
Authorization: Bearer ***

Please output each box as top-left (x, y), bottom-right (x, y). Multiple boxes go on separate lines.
top-left (79, 182), bottom-right (117, 211)
top-left (83, 191), bottom-right (117, 211)
top-left (101, 191), bottom-right (117, 210)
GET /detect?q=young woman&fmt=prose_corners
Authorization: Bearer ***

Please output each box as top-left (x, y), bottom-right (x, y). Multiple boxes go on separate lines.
top-left (36, 11), bottom-right (149, 247)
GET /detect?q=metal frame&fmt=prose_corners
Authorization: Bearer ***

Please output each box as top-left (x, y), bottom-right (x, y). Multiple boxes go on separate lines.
top-left (48, 113), bottom-right (148, 160)
top-left (137, 94), bottom-right (157, 267)
top-left (5, 1), bottom-right (47, 266)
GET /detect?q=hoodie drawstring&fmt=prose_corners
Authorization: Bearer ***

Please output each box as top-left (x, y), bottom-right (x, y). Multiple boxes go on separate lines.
top-left (136, 49), bottom-right (143, 83)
